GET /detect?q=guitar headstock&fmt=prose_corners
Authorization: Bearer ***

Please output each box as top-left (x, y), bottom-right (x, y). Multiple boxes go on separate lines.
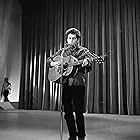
top-left (95, 56), bottom-right (104, 64)
top-left (94, 50), bottom-right (111, 64)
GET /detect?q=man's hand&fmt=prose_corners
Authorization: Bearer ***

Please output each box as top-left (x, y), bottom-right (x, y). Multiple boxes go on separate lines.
top-left (82, 59), bottom-right (89, 67)
top-left (50, 61), bottom-right (60, 67)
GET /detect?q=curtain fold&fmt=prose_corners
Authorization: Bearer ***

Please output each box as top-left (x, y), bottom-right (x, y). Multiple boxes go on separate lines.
top-left (19, 0), bottom-right (140, 115)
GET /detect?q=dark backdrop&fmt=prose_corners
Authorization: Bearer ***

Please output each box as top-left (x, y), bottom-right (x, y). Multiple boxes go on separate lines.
top-left (19, 0), bottom-right (140, 115)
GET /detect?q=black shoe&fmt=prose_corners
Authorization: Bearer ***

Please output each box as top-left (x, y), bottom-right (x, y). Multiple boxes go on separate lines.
top-left (78, 137), bottom-right (85, 140)
top-left (68, 137), bottom-right (77, 140)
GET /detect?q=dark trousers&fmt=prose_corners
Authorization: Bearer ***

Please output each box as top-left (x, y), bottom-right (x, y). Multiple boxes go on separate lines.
top-left (3, 90), bottom-right (9, 102)
top-left (62, 86), bottom-right (86, 138)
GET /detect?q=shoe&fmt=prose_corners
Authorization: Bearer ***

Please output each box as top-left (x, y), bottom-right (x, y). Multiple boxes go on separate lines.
top-left (68, 137), bottom-right (77, 140)
top-left (78, 137), bottom-right (85, 140)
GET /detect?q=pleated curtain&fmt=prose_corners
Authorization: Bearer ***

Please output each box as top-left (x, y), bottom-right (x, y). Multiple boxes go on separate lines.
top-left (19, 0), bottom-right (140, 115)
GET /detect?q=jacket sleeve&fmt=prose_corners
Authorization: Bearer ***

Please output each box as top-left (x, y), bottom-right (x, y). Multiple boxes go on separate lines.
top-left (84, 49), bottom-right (93, 72)
top-left (81, 48), bottom-right (100, 72)
top-left (83, 49), bottom-right (93, 63)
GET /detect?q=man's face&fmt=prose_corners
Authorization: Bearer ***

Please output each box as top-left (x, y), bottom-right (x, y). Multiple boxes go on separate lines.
top-left (67, 33), bottom-right (78, 45)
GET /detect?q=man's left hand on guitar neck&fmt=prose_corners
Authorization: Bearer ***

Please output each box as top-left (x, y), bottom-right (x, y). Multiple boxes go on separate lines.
top-left (82, 59), bottom-right (89, 67)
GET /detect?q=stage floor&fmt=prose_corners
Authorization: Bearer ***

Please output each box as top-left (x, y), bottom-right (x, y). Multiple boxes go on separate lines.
top-left (0, 110), bottom-right (140, 140)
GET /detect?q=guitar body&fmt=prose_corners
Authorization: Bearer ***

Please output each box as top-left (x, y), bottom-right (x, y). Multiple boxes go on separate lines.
top-left (48, 55), bottom-right (78, 82)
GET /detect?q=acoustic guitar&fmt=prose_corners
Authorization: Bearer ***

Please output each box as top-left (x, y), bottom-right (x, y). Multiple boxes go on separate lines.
top-left (48, 52), bottom-right (108, 82)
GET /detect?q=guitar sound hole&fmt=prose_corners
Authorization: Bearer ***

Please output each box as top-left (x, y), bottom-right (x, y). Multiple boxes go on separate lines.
top-left (63, 63), bottom-right (68, 70)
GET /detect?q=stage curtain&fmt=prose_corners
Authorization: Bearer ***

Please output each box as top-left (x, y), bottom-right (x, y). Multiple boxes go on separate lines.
top-left (19, 0), bottom-right (140, 115)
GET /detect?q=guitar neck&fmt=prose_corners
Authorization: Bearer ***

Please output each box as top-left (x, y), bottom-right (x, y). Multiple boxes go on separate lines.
top-left (69, 56), bottom-right (99, 67)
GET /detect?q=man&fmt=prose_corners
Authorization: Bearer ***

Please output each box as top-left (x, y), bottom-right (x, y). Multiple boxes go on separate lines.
top-left (47, 28), bottom-right (99, 140)
top-left (1, 77), bottom-right (11, 102)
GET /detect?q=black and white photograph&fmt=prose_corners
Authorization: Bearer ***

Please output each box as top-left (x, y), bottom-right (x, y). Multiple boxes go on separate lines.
top-left (0, 0), bottom-right (140, 140)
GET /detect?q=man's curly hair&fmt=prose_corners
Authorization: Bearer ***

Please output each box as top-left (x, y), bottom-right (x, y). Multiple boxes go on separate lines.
top-left (65, 28), bottom-right (81, 41)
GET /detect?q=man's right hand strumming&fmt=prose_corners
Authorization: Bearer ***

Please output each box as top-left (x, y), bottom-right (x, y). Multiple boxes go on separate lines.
top-left (50, 61), bottom-right (60, 67)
